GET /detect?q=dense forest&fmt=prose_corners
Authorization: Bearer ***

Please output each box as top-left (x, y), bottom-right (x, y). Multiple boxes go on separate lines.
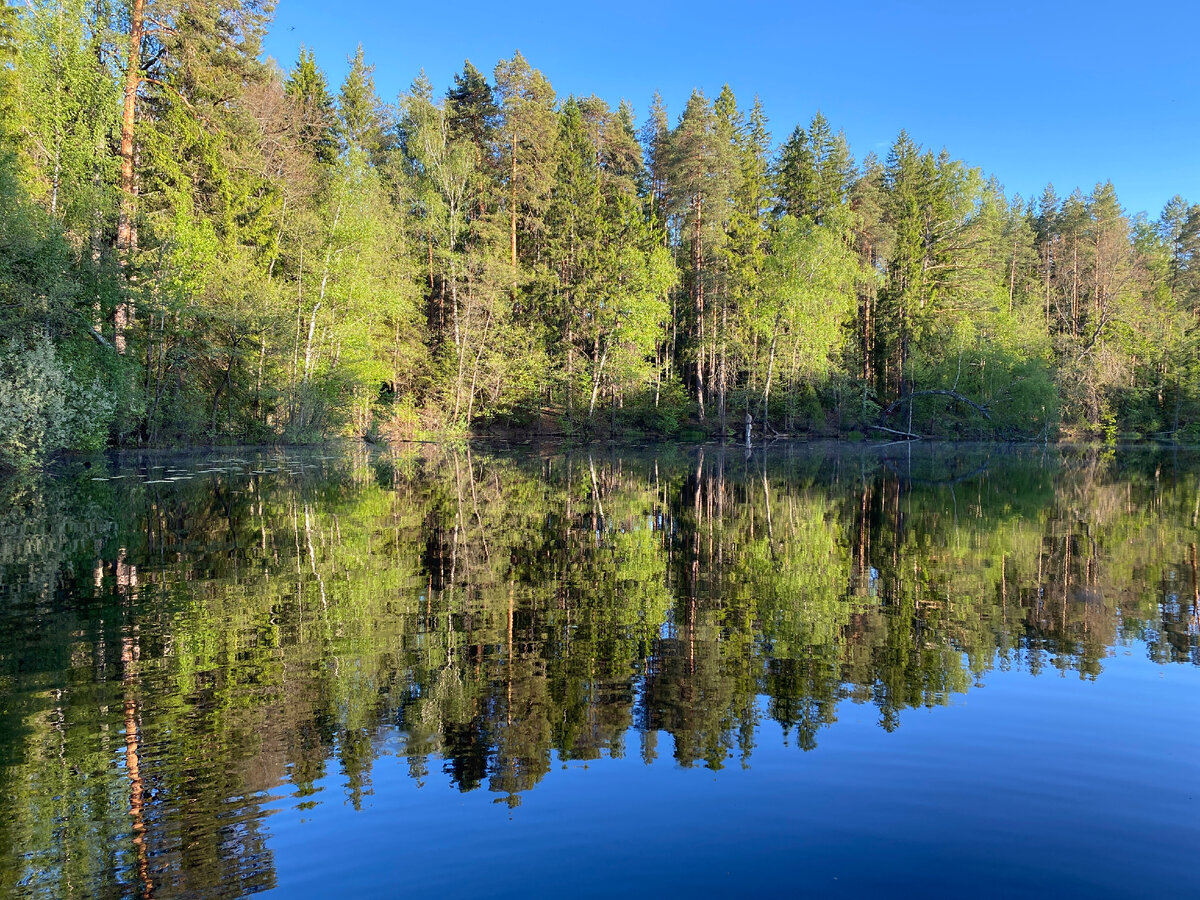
top-left (3, 1), bottom-right (1200, 467)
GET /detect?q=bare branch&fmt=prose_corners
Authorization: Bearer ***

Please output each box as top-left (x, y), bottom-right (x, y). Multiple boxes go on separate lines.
top-left (870, 425), bottom-right (923, 439)
top-left (882, 389), bottom-right (992, 421)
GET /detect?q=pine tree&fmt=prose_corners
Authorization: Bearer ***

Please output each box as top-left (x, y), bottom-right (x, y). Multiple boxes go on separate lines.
top-left (446, 60), bottom-right (499, 163)
top-left (665, 89), bottom-right (734, 420)
top-left (640, 90), bottom-right (669, 230)
top-left (546, 98), bottom-right (601, 419)
top-left (711, 85), bottom-right (765, 429)
top-left (493, 51), bottom-right (557, 270)
top-left (1033, 183), bottom-right (1061, 325)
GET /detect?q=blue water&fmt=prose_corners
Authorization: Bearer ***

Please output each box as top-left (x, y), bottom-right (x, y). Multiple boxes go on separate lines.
top-left (265, 654), bottom-right (1199, 898)
top-left (0, 443), bottom-right (1195, 898)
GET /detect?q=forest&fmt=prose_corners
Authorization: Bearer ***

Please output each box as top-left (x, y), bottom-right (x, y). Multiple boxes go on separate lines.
top-left (3, 0), bottom-right (1200, 467)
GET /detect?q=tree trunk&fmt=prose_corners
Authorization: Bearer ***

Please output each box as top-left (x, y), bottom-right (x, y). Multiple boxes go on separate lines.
top-left (303, 302), bottom-right (321, 383)
top-left (290, 245), bottom-right (304, 426)
top-left (719, 295), bottom-right (728, 434)
top-left (428, 229), bottom-right (435, 292)
top-left (465, 308), bottom-right (493, 424)
top-left (762, 311), bottom-right (781, 432)
top-left (255, 333), bottom-right (266, 421)
top-left (116, 0), bottom-right (144, 253)
top-left (1043, 240), bottom-right (1052, 326)
top-left (654, 341), bottom-right (662, 409)
top-left (510, 135), bottom-right (518, 268)
top-left (451, 267), bottom-right (467, 421)
top-left (114, 0), bottom-right (146, 354)
top-left (693, 194), bottom-right (706, 421)
top-left (566, 316), bottom-right (574, 422)
top-left (588, 337), bottom-right (608, 420)
top-left (212, 345), bottom-right (237, 437)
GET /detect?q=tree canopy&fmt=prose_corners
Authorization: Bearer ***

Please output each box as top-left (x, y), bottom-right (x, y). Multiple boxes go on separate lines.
top-left (2, 2), bottom-right (1199, 466)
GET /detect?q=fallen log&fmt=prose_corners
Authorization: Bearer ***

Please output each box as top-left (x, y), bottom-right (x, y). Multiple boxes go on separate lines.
top-left (869, 425), bottom-right (923, 440)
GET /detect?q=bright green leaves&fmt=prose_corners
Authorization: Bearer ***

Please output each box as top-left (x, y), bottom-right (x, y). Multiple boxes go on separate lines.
top-left (547, 98), bottom-right (678, 422)
top-left (2, 15), bottom-right (1197, 449)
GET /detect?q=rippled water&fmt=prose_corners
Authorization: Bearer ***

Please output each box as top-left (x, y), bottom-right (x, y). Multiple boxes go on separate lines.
top-left (0, 442), bottom-right (1197, 898)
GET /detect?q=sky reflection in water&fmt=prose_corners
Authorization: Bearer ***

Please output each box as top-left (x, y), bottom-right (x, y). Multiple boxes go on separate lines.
top-left (0, 443), bottom-right (1196, 897)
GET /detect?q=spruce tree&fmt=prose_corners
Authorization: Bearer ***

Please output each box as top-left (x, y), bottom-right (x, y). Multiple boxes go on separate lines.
top-left (286, 47), bottom-right (339, 165)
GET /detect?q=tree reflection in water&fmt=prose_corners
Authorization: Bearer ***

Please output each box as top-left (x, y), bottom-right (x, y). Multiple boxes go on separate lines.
top-left (0, 443), bottom-right (1196, 896)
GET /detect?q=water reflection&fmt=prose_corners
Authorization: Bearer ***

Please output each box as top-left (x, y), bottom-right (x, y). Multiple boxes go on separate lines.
top-left (0, 443), bottom-right (1196, 897)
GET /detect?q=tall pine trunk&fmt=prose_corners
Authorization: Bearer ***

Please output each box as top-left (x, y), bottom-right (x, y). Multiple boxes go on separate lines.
top-left (510, 136), bottom-right (518, 268)
top-left (693, 194), bottom-right (706, 420)
top-left (114, 0), bottom-right (146, 354)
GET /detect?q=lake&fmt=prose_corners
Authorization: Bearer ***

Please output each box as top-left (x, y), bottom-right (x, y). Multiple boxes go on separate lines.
top-left (0, 442), bottom-right (1196, 898)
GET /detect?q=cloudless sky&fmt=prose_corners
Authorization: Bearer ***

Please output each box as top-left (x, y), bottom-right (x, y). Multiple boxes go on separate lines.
top-left (262, 0), bottom-right (1199, 217)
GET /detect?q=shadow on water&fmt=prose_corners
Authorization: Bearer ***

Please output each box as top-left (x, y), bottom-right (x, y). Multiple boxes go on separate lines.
top-left (0, 441), bottom-right (1197, 896)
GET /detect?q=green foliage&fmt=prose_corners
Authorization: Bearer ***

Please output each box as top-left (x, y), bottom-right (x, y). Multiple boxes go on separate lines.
top-left (0, 2), bottom-right (21, 155)
top-left (0, 9), bottom-right (1196, 449)
top-left (0, 334), bottom-right (113, 467)
top-left (621, 378), bottom-right (691, 434)
top-left (286, 46), bottom-right (340, 165)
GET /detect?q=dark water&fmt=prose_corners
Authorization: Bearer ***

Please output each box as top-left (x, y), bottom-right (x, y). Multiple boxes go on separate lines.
top-left (0, 442), bottom-right (1197, 898)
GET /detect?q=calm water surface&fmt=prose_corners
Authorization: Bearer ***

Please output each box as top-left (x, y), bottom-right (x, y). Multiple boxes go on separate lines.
top-left (1, 443), bottom-right (1197, 898)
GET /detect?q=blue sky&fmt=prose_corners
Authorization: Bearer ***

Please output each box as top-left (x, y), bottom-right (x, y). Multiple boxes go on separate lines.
top-left (262, 0), bottom-right (1199, 217)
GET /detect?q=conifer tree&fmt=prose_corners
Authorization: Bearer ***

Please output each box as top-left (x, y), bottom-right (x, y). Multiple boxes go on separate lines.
top-left (665, 89), bottom-right (734, 420)
top-left (286, 47), bottom-right (339, 166)
top-left (446, 60), bottom-right (499, 165)
top-left (493, 51), bottom-right (557, 271)
top-left (338, 44), bottom-right (393, 162)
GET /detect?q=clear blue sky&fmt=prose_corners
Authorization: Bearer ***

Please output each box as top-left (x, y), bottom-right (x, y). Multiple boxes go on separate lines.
top-left (263, 0), bottom-right (1198, 217)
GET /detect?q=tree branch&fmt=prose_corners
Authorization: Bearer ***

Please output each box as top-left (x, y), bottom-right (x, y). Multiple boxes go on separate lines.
top-left (141, 77), bottom-right (211, 128)
top-left (882, 389), bottom-right (992, 421)
top-left (870, 425), bottom-right (923, 439)
top-left (78, 311), bottom-right (115, 351)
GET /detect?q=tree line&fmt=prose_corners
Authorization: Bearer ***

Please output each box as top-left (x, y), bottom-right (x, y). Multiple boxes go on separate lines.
top-left (3, 0), bottom-right (1200, 465)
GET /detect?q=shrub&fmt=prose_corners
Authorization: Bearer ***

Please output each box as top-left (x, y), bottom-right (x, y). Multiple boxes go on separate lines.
top-left (0, 335), bottom-right (115, 468)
